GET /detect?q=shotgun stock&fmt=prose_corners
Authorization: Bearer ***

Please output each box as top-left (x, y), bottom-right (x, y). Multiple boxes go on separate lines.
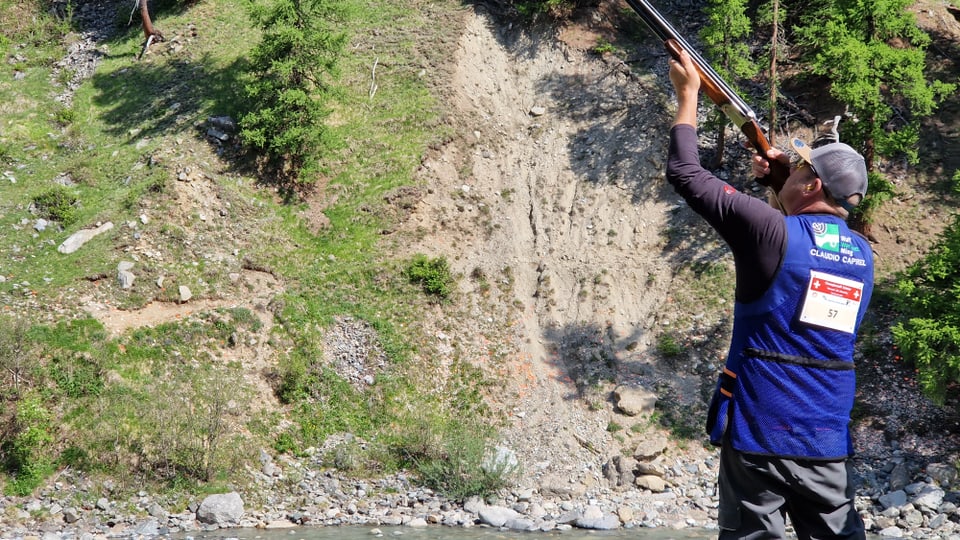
top-left (623, 0), bottom-right (790, 191)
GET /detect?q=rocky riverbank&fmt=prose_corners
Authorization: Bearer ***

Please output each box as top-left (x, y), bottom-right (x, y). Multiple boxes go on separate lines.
top-left (1, 430), bottom-right (959, 540)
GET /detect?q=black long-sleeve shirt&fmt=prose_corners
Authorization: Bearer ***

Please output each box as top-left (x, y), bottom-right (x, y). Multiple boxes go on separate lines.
top-left (666, 124), bottom-right (786, 304)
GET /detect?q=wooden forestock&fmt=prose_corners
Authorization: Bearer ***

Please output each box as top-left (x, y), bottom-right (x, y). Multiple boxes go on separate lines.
top-left (626, 0), bottom-right (789, 192)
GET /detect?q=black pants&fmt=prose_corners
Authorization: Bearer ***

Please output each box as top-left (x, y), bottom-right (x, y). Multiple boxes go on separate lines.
top-left (717, 440), bottom-right (866, 540)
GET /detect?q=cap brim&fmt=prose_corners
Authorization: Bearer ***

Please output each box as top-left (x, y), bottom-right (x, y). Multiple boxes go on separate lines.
top-left (791, 138), bottom-right (813, 164)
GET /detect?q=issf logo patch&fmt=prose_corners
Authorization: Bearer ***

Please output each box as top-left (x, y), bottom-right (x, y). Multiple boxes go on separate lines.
top-left (812, 222), bottom-right (840, 252)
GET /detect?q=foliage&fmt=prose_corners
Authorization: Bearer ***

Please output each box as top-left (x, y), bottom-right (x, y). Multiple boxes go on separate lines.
top-left (405, 254), bottom-right (454, 299)
top-left (514, 0), bottom-right (592, 19)
top-left (239, 0), bottom-right (351, 187)
top-left (656, 333), bottom-right (683, 357)
top-left (385, 413), bottom-right (517, 501)
top-left (31, 187), bottom-right (80, 226)
top-left (49, 353), bottom-right (104, 398)
top-left (851, 170), bottom-right (895, 225)
top-left (699, 0), bottom-right (758, 165)
top-left (891, 213), bottom-right (960, 405)
top-left (0, 0), bottom-right (69, 46)
top-left (593, 37), bottom-right (616, 55)
top-left (68, 318), bottom-right (257, 484)
top-left (285, 364), bottom-right (378, 441)
top-left (795, 0), bottom-right (955, 164)
top-left (2, 394), bottom-right (55, 495)
top-left (0, 316), bottom-right (35, 399)
top-left (700, 0), bottom-right (758, 84)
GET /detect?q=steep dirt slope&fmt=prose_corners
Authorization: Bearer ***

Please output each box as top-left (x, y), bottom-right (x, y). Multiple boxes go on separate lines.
top-left (397, 0), bottom-right (960, 490)
top-left (400, 5), bottom-right (726, 488)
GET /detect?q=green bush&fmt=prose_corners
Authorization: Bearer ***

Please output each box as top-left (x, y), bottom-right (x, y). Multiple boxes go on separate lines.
top-left (852, 171), bottom-right (895, 227)
top-left (32, 187), bottom-right (80, 226)
top-left (406, 254), bottom-right (453, 299)
top-left (892, 212), bottom-right (960, 404)
top-left (50, 353), bottom-right (104, 398)
top-left (656, 333), bottom-right (683, 358)
top-left (387, 415), bottom-right (517, 501)
top-left (0, 316), bottom-right (34, 399)
top-left (515, 0), bottom-right (595, 18)
top-left (2, 394), bottom-right (55, 495)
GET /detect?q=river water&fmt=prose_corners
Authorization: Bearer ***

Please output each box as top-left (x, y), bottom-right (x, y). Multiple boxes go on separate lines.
top-left (178, 526), bottom-right (716, 540)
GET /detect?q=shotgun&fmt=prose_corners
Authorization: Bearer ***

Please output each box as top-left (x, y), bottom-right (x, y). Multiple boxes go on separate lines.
top-left (623, 0), bottom-right (790, 191)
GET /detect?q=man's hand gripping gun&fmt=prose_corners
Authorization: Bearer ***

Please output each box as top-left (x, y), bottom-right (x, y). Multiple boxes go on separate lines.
top-left (623, 0), bottom-right (790, 191)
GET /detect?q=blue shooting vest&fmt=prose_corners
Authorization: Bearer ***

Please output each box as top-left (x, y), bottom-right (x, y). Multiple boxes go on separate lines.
top-left (707, 214), bottom-right (874, 459)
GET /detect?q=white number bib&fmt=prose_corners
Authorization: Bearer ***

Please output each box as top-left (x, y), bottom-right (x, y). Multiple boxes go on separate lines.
top-left (798, 270), bottom-right (864, 334)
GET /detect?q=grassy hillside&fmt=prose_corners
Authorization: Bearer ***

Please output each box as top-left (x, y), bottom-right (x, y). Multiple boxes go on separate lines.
top-left (0, 0), bottom-right (506, 500)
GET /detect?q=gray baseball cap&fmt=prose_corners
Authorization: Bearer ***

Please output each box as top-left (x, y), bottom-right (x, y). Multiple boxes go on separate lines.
top-left (791, 137), bottom-right (868, 211)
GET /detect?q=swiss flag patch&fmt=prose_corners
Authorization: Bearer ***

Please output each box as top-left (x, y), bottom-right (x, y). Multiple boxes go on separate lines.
top-left (723, 184), bottom-right (736, 195)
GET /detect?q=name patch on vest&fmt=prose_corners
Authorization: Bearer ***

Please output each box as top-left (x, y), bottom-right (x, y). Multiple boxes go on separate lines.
top-left (799, 270), bottom-right (864, 334)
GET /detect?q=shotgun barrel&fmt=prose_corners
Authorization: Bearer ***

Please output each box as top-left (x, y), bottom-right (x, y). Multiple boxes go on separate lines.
top-left (624, 0), bottom-right (789, 191)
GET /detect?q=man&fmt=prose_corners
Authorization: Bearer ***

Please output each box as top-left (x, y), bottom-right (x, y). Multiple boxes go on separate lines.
top-left (666, 50), bottom-right (874, 540)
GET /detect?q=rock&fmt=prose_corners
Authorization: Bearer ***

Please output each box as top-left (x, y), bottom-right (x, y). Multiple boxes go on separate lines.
top-left (196, 492), bottom-right (244, 526)
top-left (633, 434), bottom-right (668, 460)
top-left (540, 475), bottom-right (586, 499)
top-left (889, 461), bottom-right (911, 491)
top-left (206, 127), bottom-right (229, 141)
top-left (132, 519), bottom-right (160, 536)
top-left (482, 445), bottom-right (518, 474)
top-left (58, 222), bottom-right (114, 254)
top-left (556, 509), bottom-right (582, 524)
top-left (63, 507), bottom-right (81, 523)
top-left (603, 455), bottom-right (637, 488)
top-left (636, 474), bottom-right (667, 492)
top-left (879, 490), bottom-right (908, 509)
top-left (179, 285), bottom-right (192, 302)
top-left (503, 517), bottom-right (536, 530)
top-left (207, 115), bottom-right (236, 131)
top-left (901, 506), bottom-right (923, 528)
top-left (614, 385), bottom-right (657, 416)
top-left (927, 463), bottom-right (957, 487)
top-left (575, 506), bottom-right (620, 530)
top-left (477, 505), bottom-right (520, 527)
top-left (148, 502), bottom-right (168, 520)
top-left (912, 485), bottom-right (945, 510)
top-left (463, 496), bottom-right (484, 514)
top-left (878, 525), bottom-right (904, 537)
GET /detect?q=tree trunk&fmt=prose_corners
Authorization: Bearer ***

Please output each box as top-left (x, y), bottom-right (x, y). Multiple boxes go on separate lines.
top-left (141, 0), bottom-right (163, 41)
top-left (768, 0), bottom-right (779, 146)
top-left (711, 116), bottom-right (726, 169)
top-left (137, 0), bottom-right (164, 60)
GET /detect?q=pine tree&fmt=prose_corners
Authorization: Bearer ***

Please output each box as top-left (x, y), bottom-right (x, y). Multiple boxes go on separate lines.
top-left (240, 0), bottom-right (350, 188)
top-left (700, 0), bottom-right (758, 168)
top-left (796, 0), bottom-right (954, 167)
